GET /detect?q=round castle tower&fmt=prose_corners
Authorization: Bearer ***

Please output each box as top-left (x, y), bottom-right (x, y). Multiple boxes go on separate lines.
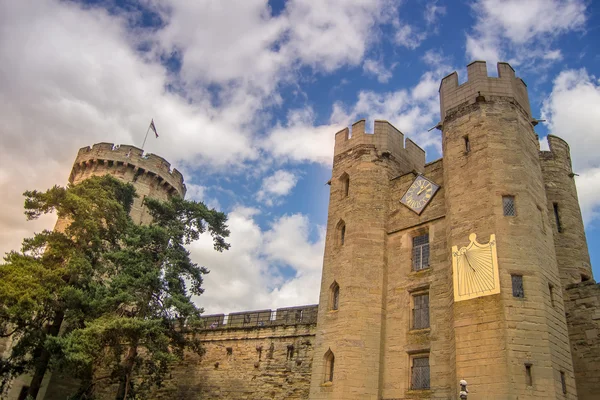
top-left (540, 135), bottom-right (593, 286)
top-left (55, 143), bottom-right (186, 230)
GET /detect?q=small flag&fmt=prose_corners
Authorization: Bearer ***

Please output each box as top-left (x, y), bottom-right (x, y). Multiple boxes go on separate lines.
top-left (149, 119), bottom-right (159, 138)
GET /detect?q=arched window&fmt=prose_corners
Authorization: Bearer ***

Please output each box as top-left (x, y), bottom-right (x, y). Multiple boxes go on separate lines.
top-left (330, 281), bottom-right (340, 310)
top-left (336, 220), bottom-right (346, 246)
top-left (340, 172), bottom-right (350, 198)
top-left (324, 349), bottom-right (335, 383)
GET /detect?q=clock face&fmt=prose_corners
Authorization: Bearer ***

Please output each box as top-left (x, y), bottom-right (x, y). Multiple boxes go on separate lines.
top-left (400, 175), bottom-right (440, 214)
top-left (452, 233), bottom-right (501, 302)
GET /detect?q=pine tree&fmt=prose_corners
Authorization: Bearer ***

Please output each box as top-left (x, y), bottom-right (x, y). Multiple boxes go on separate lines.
top-left (0, 176), bottom-right (230, 399)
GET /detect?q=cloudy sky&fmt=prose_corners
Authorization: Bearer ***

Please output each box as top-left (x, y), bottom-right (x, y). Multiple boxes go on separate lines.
top-left (1, 0), bottom-right (599, 315)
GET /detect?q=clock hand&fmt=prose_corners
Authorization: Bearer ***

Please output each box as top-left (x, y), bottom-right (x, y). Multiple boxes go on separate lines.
top-left (417, 185), bottom-right (427, 195)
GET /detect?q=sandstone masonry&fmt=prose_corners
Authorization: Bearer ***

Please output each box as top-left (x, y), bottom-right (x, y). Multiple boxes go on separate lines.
top-left (6, 61), bottom-right (597, 400)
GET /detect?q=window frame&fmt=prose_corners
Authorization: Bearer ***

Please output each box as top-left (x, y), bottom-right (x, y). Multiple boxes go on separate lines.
top-left (340, 173), bottom-right (350, 199)
top-left (412, 233), bottom-right (430, 271)
top-left (512, 274), bottom-right (525, 298)
top-left (410, 354), bottom-right (431, 390)
top-left (324, 349), bottom-right (335, 383)
top-left (336, 220), bottom-right (346, 247)
top-left (411, 291), bottom-right (430, 330)
top-left (502, 195), bottom-right (516, 216)
top-left (330, 281), bottom-right (340, 311)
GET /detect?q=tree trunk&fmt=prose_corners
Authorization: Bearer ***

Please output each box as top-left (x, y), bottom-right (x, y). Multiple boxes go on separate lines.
top-left (27, 311), bottom-right (64, 399)
top-left (115, 341), bottom-right (138, 400)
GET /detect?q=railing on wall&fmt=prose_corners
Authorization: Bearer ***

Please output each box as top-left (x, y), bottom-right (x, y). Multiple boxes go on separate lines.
top-left (196, 305), bottom-right (318, 330)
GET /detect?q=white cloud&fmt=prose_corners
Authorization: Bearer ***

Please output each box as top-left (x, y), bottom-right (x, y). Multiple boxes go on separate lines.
top-left (394, 24), bottom-right (427, 49)
top-left (363, 59), bottom-right (394, 83)
top-left (256, 170), bottom-right (300, 206)
top-left (262, 107), bottom-right (339, 166)
top-left (0, 0), bottom-right (401, 260)
top-left (541, 68), bottom-right (600, 224)
top-left (331, 52), bottom-right (453, 155)
top-left (189, 209), bottom-right (324, 314)
top-left (425, 0), bottom-right (446, 25)
top-left (466, 0), bottom-right (586, 67)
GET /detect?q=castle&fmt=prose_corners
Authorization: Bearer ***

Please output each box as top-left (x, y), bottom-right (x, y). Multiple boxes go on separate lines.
top-left (4, 61), bottom-right (599, 400)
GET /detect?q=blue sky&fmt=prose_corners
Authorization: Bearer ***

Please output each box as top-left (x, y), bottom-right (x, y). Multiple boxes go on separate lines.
top-left (0, 0), bottom-right (598, 314)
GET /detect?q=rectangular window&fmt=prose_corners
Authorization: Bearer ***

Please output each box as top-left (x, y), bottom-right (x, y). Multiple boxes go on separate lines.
top-left (512, 275), bottom-right (524, 298)
top-left (549, 284), bottom-right (555, 308)
top-left (560, 371), bottom-right (567, 394)
top-left (412, 293), bottom-right (430, 330)
top-left (412, 234), bottom-right (430, 271)
top-left (525, 364), bottom-right (533, 387)
top-left (503, 195), bottom-right (516, 216)
top-left (411, 356), bottom-right (430, 390)
top-left (464, 136), bottom-right (471, 153)
top-left (554, 203), bottom-right (563, 233)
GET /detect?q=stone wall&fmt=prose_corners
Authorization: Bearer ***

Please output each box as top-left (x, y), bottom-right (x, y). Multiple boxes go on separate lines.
top-left (564, 281), bottom-right (600, 400)
top-left (92, 321), bottom-right (317, 400)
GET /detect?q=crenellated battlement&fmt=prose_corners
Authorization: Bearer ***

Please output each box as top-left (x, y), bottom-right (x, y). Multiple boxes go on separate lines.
top-left (334, 119), bottom-right (425, 174)
top-left (71, 142), bottom-right (186, 197)
top-left (539, 135), bottom-right (573, 171)
top-left (196, 305), bottom-right (318, 330)
top-left (439, 61), bottom-right (531, 120)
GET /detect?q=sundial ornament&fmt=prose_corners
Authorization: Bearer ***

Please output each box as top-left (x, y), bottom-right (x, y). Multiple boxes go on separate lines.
top-left (452, 233), bottom-right (500, 302)
top-left (400, 175), bottom-right (440, 214)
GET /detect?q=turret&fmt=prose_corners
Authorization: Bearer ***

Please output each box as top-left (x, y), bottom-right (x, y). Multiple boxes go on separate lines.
top-left (66, 143), bottom-right (186, 226)
top-left (539, 135), bottom-right (592, 284)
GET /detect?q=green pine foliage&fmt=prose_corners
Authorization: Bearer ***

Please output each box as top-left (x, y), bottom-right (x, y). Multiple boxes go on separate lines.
top-left (0, 175), bottom-right (230, 399)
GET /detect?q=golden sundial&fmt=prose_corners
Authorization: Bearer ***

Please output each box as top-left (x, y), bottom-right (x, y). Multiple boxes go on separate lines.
top-left (452, 233), bottom-right (500, 302)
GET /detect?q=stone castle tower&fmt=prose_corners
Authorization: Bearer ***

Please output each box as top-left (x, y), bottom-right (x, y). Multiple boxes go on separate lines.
top-left (309, 61), bottom-right (596, 399)
top-left (5, 143), bottom-right (186, 400)
top-left (5, 63), bottom-right (599, 400)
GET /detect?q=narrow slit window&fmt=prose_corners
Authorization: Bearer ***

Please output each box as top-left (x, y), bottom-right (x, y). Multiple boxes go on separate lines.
top-left (549, 284), bottom-right (555, 308)
top-left (411, 356), bottom-right (430, 390)
top-left (554, 203), bottom-right (563, 233)
top-left (512, 275), bottom-right (524, 298)
top-left (340, 173), bottom-right (350, 198)
top-left (330, 282), bottom-right (340, 311)
top-left (337, 220), bottom-right (346, 247)
top-left (525, 364), bottom-right (533, 387)
top-left (412, 234), bottom-right (430, 271)
top-left (560, 371), bottom-right (567, 394)
top-left (464, 136), bottom-right (471, 153)
top-left (503, 195), bottom-right (516, 216)
top-left (324, 350), bottom-right (335, 383)
top-left (412, 293), bottom-right (430, 330)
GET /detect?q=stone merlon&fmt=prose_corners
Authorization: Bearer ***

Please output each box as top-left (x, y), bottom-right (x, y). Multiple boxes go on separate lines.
top-left (439, 61), bottom-right (531, 120)
top-left (71, 143), bottom-right (186, 197)
top-left (334, 119), bottom-right (425, 174)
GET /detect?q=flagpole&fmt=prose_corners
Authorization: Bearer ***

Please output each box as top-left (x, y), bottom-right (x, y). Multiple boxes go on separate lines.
top-left (141, 125), bottom-right (151, 150)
